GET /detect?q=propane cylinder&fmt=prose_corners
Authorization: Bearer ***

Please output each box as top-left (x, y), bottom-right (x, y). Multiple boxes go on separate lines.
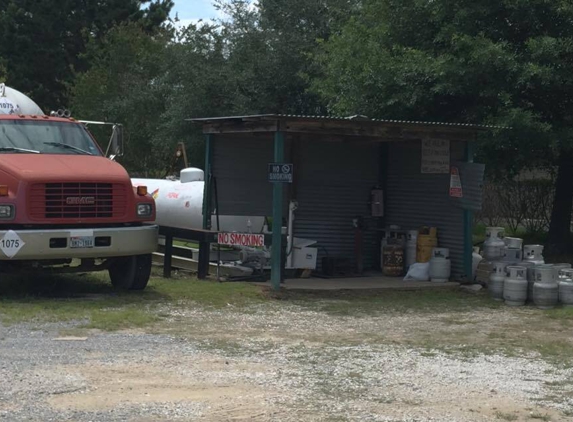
top-left (416, 227), bottom-right (438, 263)
top-left (523, 245), bottom-right (544, 265)
top-left (513, 261), bottom-right (533, 302)
top-left (559, 269), bottom-right (573, 307)
top-left (552, 263), bottom-right (572, 280)
top-left (483, 227), bottom-right (505, 261)
top-left (429, 248), bottom-right (451, 283)
top-left (405, 230), bottom-right (418, 268)
top-left (0, 84), bottom-right (44, 115)
top-left (502, 237), bottom-right (523, 263)
top-left (533, 266), bottom-right (558, 309)
top-left (502, 247), bottom-right (523, 263)
top-left (504, 237), bottom-right (523, 249)
top-left (503, 265), bottom-right (528, 306)
top-left (488, 261), bottom-right (506, 301)
top-left (132, 173), bottom-right (265, 233)
top-left (382, 245), bottom-right (405, 277)
top-left (527, 264), bottom-right (552, 302)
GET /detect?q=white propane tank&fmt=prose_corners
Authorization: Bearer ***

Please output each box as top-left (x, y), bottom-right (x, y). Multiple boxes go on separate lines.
top-left (132, 169), bottom-right (265, 233)
top-left (429, 248), bottom-right (451, 283)
top-left (503, 265), bottom-right (528, 307)
top-left (483, 227), bottom-right (505, 261)
top-left (0, 84), bottom-right (44, 115)
top-left (405, 230), bottom-right (418, 269)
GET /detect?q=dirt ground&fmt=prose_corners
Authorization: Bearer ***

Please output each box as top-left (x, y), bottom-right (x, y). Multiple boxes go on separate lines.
top-left (2, 280), bottom-right (573, 421)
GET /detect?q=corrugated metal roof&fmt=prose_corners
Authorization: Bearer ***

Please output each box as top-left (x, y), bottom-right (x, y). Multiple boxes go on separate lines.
top-left (187, 113), bottom-right (509, 131)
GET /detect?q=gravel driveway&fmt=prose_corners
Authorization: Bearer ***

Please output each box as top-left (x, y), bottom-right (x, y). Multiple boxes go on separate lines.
top-left (1, 292), bottom-right (573, 421)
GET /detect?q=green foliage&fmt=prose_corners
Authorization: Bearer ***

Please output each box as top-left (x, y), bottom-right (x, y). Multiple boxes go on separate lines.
top-left (0, 0), bottom-right (173, 110)
top-left (315, 0), bottom-right (573, 174)
top-left (72, 23), bottom-right (174, 175)
top-left (70, 0), bottom-right (355, 174)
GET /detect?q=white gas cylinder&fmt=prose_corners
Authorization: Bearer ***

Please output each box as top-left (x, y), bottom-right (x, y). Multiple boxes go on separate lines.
top-left (132, 172), bottom-right (265, 233)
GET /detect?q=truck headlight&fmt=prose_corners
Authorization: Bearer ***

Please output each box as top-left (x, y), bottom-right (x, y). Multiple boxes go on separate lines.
top-left (137, 203), bottom-right (153, 217)
top-left (0, 205), bottom-right (14, 219)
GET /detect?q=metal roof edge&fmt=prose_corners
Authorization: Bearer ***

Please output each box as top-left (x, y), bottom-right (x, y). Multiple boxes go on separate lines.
top-left (186, 114), bottom-right (510, 131)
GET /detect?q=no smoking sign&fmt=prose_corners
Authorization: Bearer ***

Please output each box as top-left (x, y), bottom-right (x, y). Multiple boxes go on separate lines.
top-left (268, 163), bottom-right (293, 183)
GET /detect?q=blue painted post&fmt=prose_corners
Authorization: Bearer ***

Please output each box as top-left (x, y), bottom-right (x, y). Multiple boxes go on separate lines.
top-left (271, 131), bottom-right (285, 291)
top-left (464, 141), bottom-right (475, 281)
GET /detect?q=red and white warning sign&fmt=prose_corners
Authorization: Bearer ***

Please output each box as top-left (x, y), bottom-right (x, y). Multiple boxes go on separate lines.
top-left (217, 232), bottom-right (265, 247)
top-left (449, 166), bottom-right (463, 198)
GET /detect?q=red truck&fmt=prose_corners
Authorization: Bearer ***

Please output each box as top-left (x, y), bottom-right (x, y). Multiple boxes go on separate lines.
top-left (0, 84), bottom-right (158, 290)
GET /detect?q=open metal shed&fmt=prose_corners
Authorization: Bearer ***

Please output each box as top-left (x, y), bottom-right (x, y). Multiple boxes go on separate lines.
top-left (189, 114), bottom-right (489, 289)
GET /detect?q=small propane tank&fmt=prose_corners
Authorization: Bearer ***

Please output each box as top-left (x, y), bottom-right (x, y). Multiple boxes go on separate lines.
top-left (405, 229), bottom-right (418, 269)
top-left (523, 244), bottom-right (545, 265)
top-left (533, 266), bottom-right (558, 309)
top-left (559, 269), bottom-right (573, 307)
top-left (472, 250), bottom-right (483, 281)
top-left (503, 265), bottom-right (528, 307)
top-left (382, 245), bottom-right (405, 277)
top-left (488, 261), bottom-right (506, 301)
top-left (504, 237), bottom-right (523, 249)
top-left (513, 261), bottom-right (533, 301)
top-left (483, 227), bottom-right (505, 261)
top-left (429, 248), bottom-right (451, 283)
top-left (528, 264), bottom-right (552, 302)
top-left (552, 263), bottom-right (572, 280)
top-left (416, 227), bottom-right (438, 263)
top-left (502, 246), bottom-right (523, 263)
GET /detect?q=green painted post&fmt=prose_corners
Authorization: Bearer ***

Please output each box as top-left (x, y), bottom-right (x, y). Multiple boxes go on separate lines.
top-left (202, 134), bottom-right (212, 230)
top-left (271, 131), bottom-right (285, 291)
top-left (464, 141), bottom-right (475, 281)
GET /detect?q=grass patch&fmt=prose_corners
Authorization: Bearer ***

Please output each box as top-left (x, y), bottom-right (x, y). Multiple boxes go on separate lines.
top-left (495, 411), bottom-right (518, 421)
top-left (530, 412), bottom-right (551, 421)
top-left (283, 289), bottom-right (501, 317)
top-left (0, 272), bottom-right (265, 330)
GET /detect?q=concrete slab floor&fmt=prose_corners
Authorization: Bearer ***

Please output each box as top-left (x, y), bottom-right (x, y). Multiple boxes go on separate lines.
top-left (252, 276), bottom-right (460, 291)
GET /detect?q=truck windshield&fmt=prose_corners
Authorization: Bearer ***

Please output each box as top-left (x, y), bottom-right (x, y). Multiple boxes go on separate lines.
top-left (0, 120), bottom-right (102, 155)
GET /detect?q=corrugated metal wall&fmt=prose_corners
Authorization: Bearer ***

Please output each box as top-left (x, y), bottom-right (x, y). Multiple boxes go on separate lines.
top-left (293, 140), bottom-right (381, 271)
top-left (385, 140), bottom-right (466, 278)
top-left (211, 134), bottom-right (287, 217)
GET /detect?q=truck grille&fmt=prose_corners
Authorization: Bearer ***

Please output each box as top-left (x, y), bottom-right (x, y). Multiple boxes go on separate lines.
top-left (29, 183), bottom-right (128, 219)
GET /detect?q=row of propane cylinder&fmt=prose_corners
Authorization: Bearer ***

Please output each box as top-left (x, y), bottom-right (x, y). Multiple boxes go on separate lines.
top-left (489, 260), bottom-right (573, 309)
top-left (381, 226), bottom-right (451, 282)
top-left (480, 226), bottom-right (573, 308)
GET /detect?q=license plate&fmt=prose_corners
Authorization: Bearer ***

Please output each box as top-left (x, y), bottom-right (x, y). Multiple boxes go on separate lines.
top-left (70, 236), bottom-right (94, 249)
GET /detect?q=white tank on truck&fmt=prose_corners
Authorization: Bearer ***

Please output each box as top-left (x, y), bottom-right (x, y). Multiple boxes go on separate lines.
top-left (0, 84), bottom-right (44, 115)
top-left (131, 168), bottom-right (266, 233)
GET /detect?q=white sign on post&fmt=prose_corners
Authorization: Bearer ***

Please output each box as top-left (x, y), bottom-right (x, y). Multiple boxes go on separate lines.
top-left (421, 139), bottom-right (450, 174)
top-left (217, 232), bottom-right (265, 247)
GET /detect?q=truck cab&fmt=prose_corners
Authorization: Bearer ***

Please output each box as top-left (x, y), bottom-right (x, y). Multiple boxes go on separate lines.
top-left (0, 84), bottom-right (158, 290)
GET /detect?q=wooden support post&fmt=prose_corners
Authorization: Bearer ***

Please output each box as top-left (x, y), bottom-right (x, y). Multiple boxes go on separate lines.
top-left (202, 134), bottom-right (213, 230)
top-left (163, 233), bottom-right (173, 279)
top-left (198, 241), bottom-right (210, 280)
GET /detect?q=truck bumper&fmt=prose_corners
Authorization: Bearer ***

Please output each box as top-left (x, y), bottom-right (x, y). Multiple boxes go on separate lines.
top-left (0, 225), bottom-right (158, 260)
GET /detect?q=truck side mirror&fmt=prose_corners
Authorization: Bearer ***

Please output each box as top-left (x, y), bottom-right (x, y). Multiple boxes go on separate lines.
top-left (108, 124), bottom-right (124, 160)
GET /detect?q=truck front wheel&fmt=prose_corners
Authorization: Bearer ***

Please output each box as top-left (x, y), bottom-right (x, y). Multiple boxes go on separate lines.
top-left (109, 254), bottom-right (152, 290)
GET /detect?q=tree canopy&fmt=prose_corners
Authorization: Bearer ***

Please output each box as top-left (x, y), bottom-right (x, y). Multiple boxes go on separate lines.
top-left (0, 0), bottom-right (173, 109)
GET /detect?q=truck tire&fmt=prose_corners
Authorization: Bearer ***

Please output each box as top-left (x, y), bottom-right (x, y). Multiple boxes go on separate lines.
top-left (109, 254), bottom-right (152, 291)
